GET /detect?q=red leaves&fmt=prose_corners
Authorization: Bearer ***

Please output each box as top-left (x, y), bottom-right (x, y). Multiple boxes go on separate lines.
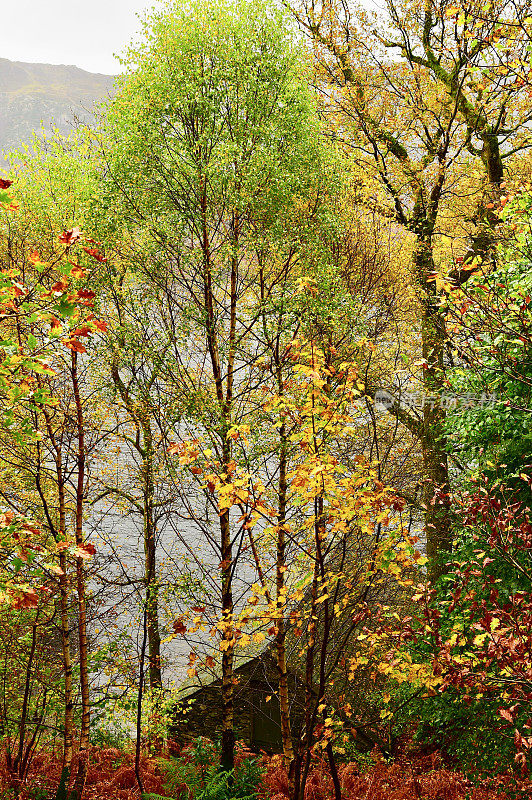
top-left (4, 743), bottom-right (522, 800)
top-left (59, 227), bottom-right (82, 245)
top-left (259, 746), bottom-right (507, 800)
top-left (63, 338), bottom-right (87, 354)
top-left (57, 315), bottom-right (107, 354)
top-left (72, 324), bottom-right (93, 338)
top-left (0, 178), bottom-right (13, 189)
top-left (70, 543), bottom-right (96, 560)
top-left (11, 587), bottom-right (40, 609)
top-left (391, 497), bottom-right (406, 511)
top-left (414, 482), bottom-right (532, 767)
top-left (173, 616), bottom-right (187, 635)
top-left (51, 278), bottom-right (69, 293)
top-left (82, 246), bottom-right (107, 263)
top-left (76, 288), bottom-right (96, 301)
top-left (69, 263), bottom-right (86, 279)
top-left (19, 746), bottom-right (167, 798)
top-left (73, 320), bottom-right (107, 336)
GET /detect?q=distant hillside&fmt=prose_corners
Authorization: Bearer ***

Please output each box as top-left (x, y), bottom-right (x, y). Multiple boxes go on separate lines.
top-left (0, 58), bottom-right (115, 168)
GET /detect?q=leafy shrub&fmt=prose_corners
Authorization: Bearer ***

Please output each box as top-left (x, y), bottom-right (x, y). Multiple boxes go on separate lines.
top-left (162, 738), bottom-right (264, 800)
top-left (391, 684), bottom-right (519, 777)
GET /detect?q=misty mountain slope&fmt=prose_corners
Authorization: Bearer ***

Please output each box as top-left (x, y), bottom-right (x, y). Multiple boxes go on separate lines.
top-left (0, 58), bottom-right (115, 166)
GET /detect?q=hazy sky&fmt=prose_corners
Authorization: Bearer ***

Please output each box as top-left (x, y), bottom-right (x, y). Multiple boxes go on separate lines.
top-left (2, 0), bottom-right (158, 75)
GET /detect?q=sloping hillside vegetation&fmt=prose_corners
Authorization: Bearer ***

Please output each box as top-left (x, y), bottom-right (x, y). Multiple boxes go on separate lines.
top-left (0, 58), bottom-right (114, 164)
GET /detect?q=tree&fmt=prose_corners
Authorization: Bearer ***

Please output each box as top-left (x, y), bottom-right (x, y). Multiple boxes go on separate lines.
top-left (291, 0), bottom-right (532, 578)
top-left (97, 0), bottom-right (326, 770)
top-left (213, 335), bottom-right (423, 800)
top-left (0, 179), bottom-right (106, 798)
top-left (443, 188), bottom-right (532, 499)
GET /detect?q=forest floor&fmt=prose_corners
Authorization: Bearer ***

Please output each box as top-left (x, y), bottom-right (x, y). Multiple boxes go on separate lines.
top-left (4, 739), bottom-right (532, 800)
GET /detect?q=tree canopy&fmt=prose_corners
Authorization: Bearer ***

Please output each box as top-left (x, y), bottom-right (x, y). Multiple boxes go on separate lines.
top-left (2, 1), bottom-right (532, 798)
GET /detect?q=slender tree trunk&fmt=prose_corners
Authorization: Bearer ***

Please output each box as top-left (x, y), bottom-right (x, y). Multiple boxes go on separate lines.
top-left (8, 612), bottom-right (39, 799)
top-left (71, 352), bottom-right (90, 800)
top-left (219, 503), bottom-right (235, 772)
top-left (135, 605), bottom-right (148, 798)
top-left (201, 184), bottom-right (237, 772)
top-left (141, 417), bottom-right (163, 692)
top-left (220, 243), bottom-right (237, 771)
top-left (275, 398), bottom-right (295, 778)
top-left (57, 555), bottom-right (74, 793)
top-left (42, 406), bottom-right (74, 787)
top-left (415, 240), bottom-right (451, 580)
top-left (110, 358), bottom-right (163, 695)
top-left (326, 742), bottom-right (341, 800)
top-left (293, 550), bottom-right (319, 800)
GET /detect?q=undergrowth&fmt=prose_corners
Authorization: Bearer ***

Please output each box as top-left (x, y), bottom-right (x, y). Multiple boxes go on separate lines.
top-left (161, 738), bottom-right (263, 800)
top-left (1, 737), bottom-right (531, 799)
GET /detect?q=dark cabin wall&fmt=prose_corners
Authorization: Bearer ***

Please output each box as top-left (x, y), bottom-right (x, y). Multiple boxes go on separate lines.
top-left (170, 653), bottom-right (306, 753)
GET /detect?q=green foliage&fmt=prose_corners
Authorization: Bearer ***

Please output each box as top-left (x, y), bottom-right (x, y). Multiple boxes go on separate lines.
top-left (162, 739), bottom-right (263, 800)
top-left (444, 194), bottom-right (532, 500)
top-left (27, 789), bottom-right (50, 800)
top-left (391, 681), bottom-right (519, 776)
top-left (338, 742), bottom-right (377, 773)
top-left (89, 720), bottom-right (129, 750)
top-left (142, 795), bottom-right (175, 800)
top-left (54, 767), bottom-right (69, 800)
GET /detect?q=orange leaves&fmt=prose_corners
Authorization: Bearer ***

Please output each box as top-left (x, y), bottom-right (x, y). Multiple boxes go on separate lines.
top-left (82, 246), bottom-right (107, 263)
top-left (187, 651), bottom-right (198, 678)
top-left (167, 438), bottom-right (201, 462)
top-left (59, 227), bottom-right (82, 245)
top-left (173, 616), bottom-right (187, 635)
top-left (61, 312), bottom-right (107, 355)
top-left (71, 324), bottom-right (93, 338)
top-left (70, 542), bottom-right (96, 560)
top-left (63, 338), bottom-right (87, 354)
top-left (167, 436), bottom-right (258, 514)
top-left (226, 424), bottom-right (250, 443)
top-left (11, 586), bottom-right (40, 610)
top-left (445, 5), bottom-right (461, 17)
top-left (427, 270), bottom-right (455, 295)
top-left (92, 318), bottom-right (108, 332)
top-left (75, 288), bottom-right (96, 302)
top-left (29, 250), bottom-right (42, 266)
top-left (51, 277), bottom-right (70, 293)
top-left (69, 263), bottom-right (86, 280)
top-left (0, 511), bottom-right (15, 528)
